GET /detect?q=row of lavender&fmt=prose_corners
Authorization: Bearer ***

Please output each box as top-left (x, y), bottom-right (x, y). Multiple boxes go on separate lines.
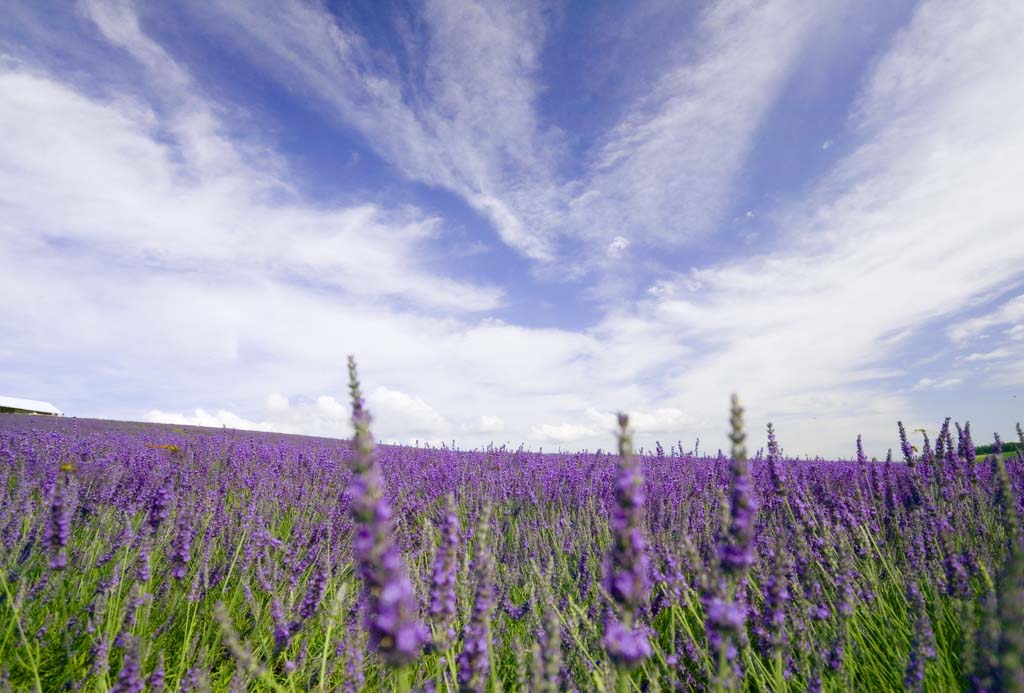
top-left (0, 372), bottom-right (1022, 691)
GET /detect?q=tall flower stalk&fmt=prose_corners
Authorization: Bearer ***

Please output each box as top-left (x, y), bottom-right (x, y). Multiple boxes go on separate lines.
top-left (706, 394), bottom-right (759, 688)
top-left (602, 413), bottom-right (652, 677)
top-left (346, 356), bottom-right (426, 684)
top-left (458, 503), bottom-right (495, 693)
top-left (46, 475), bottom-right (70, 571)
top-left (429, 493), bottom-right (460, 655)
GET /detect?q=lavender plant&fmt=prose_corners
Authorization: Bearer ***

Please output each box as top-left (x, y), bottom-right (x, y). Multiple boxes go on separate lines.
top-left (0, 391), bottom-right (1021, 691)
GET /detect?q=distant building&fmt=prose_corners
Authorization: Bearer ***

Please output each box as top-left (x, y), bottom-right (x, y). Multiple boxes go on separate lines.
top-left (0, 395), bottom-right (63, 416)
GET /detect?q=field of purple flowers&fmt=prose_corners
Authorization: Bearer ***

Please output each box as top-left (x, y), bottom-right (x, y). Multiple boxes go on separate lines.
top-left (1, 360), bottom-right (1022, 691)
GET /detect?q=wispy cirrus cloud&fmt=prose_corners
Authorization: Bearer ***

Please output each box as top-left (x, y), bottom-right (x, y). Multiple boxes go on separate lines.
top-left (518, 0), bottom-right (1024, 455)
top-left (193, 0), bottom-right (562, 261)
top-left (0, 2), bottom-right (502, 314)
top-left (187, 0), bottom-right (824, 268)
top-left (3, 0), bottom-right (1023, 457)
top-left (569, 0), bottom-right (822, 255)
top-left (949, 294), bottom-right (1024, 344)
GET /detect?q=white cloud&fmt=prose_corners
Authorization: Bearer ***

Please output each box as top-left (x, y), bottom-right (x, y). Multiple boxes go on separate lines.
top-left (463, 415), bottom-right (505, 434)
top-left (912, 377), bottom-right (962, 391)
top-left (0, 10), bottom-right (502, 314)
top-left (366, 387), bottom-right (449, 436)
top-left (314, 395), bottom-right (347, 421)
top-left (572, 0), bottom-right (1024, 455)
top-left (186, 0), bottom-right (831, 272)
top-left (193, 0), bottom-right (559, 261)
top-left (143, 408), bottom-right (276, 431)
top-left (530, 421), bottom-right (596, 445)
top-left (949, 295), bottom-right (1024, 344)
top-left (4, 0), bottom-right (1024, 459)
top-left (962, 349), bottom-right (1013, 363)
top-left (606, 236), bottom-right (630, 258)
top-left (265, 392), bottom-right (290, 413)
top-left (531, 406), bottom-right (698, 446)
top-left (568, 0), bottom-right (821, 251)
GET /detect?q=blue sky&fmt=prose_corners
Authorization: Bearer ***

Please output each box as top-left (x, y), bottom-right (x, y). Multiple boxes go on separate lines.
top-left (1, 0), bottom-right (1022, 456)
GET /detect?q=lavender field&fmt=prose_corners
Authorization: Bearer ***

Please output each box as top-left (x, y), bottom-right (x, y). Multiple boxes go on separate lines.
top-left (1, 363), bottom-right (1022, 692)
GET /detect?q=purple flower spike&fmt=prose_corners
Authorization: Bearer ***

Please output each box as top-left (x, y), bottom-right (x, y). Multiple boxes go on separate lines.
top-left (458, 504), bottom-right (495, 692)
top-left (47, 478), bottom-right (70, 570)
top-left (148, 652), bottom-right (166, 692)
top-left (602, 413), bottom-right (652, 668)
top-left (602, 617), bottom-right (652, 668)
top-left (904, 581), bottom-right (935, 693)
top-left (898, 421), bottom-right (915, 466)
top-left (963, 421), bottom-right (976, 461)
top-left (347, 356), bottom-right (427, 668)
top-left (148, 484), bottom-right (171, 533)
top-left (429, 493), bottom-right (460, 651)
top-left (170, 515), bottom-right (192, 580)
top-left (110, 636), bottom-right (144, 693)
top-left (766, 423), bottom-right (787, 497)
top-left (720, 396), bottom-right (758, 575)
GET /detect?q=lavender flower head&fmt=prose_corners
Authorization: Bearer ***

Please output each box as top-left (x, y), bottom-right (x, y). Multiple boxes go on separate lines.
top-left (458, 503), bottom-right (495, 692)
top-left (148, 484), bottom-right (171, 534)
top-left (429, 493), bottom-right (460, 651)
top-left (602, 617), bottom-right (653, 669)
top-left (767, 423), bottom-right (786, 497)
top-left (601, 413), bottom-right (652, 668)
top-left (919, 430), bottom-right (933, 466)
top-left (963, 421), bottom-right (976, 461)
top-left (898, 421), bottom-right (915, 466)
top-left (606, 413), bottom-right (651, 611)
top-left (47, 478), bottom-right (70, 570)
top-left (110, 635), bottom-right (143, 693)
top-left (904, 581), bottom-right (935, 692)
top-left (720, 395), bottom-right (758, 575)
top-left (347, 356), bottom-right (427, 667)
top-left (169, 515), bottom-right (192, 581)
top-left (758, 562), bottom-right (790, 658)
top-left (148, 652), bottom-right (166, 692)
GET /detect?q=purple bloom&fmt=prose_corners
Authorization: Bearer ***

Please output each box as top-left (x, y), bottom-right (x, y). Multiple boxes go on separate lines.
top-left (904, 581), bottom-right (935, 693)
top-left (919, 431), bottom-right (932, 466)
top-left (458, 504), bottom-right (495, 692)
top-left (758, 566), bottom-right (789, 657)
top-left (47, 479), bottom-right (70, 570)
top-left (110, 636), bottom-right (143, 693)
top-left (298, 566), bottom-right (328, 623)
top-left (601, 617), bottom-right (652, 669)
top-left (767, 423), bottom-right (787, 497)
top-left (721, 397), bottom-right (758, 575)
top-left (347, 356), bottom-right (426, 667)
top-left (169, 516), bottom-right (192, 580)
top-left (429, 493), bottom-right (460, 651)
top-left (148, 484), bottom-right (171, 533)
top-left (602, 413), bottom-right (652, 668)
top-left (898, 421), bottom-right (914, 466)
top-left (963, 421), bottom-right (976, 461)
top-left (135, 537), bottom-right (151, 583)
top-left (148, 652), bottom-right (166, 692)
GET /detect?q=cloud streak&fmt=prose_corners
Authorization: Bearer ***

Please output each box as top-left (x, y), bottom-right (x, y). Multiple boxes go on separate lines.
top-left (3, 0), bottom-right (1023, 456)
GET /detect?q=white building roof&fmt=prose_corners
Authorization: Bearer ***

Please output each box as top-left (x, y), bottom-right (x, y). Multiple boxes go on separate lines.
top-left (0, 395), bottom-right (62, 415)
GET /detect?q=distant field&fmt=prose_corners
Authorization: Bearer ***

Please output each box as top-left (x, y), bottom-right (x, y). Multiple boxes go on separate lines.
top-left (0, 403), bottom-right (1022, 691)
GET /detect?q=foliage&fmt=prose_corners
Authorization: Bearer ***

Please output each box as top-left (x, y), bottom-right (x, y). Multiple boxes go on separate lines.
top-left (0, 392), bottom-right (1022, 691)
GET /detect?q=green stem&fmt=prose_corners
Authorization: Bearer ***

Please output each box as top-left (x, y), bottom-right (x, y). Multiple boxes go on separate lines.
top-left (395, 666), bottom-right (411, 693)
top-left (0, 570), bottom-right (43, 693)
top-left (616, 669), bottom-right (631, 693)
